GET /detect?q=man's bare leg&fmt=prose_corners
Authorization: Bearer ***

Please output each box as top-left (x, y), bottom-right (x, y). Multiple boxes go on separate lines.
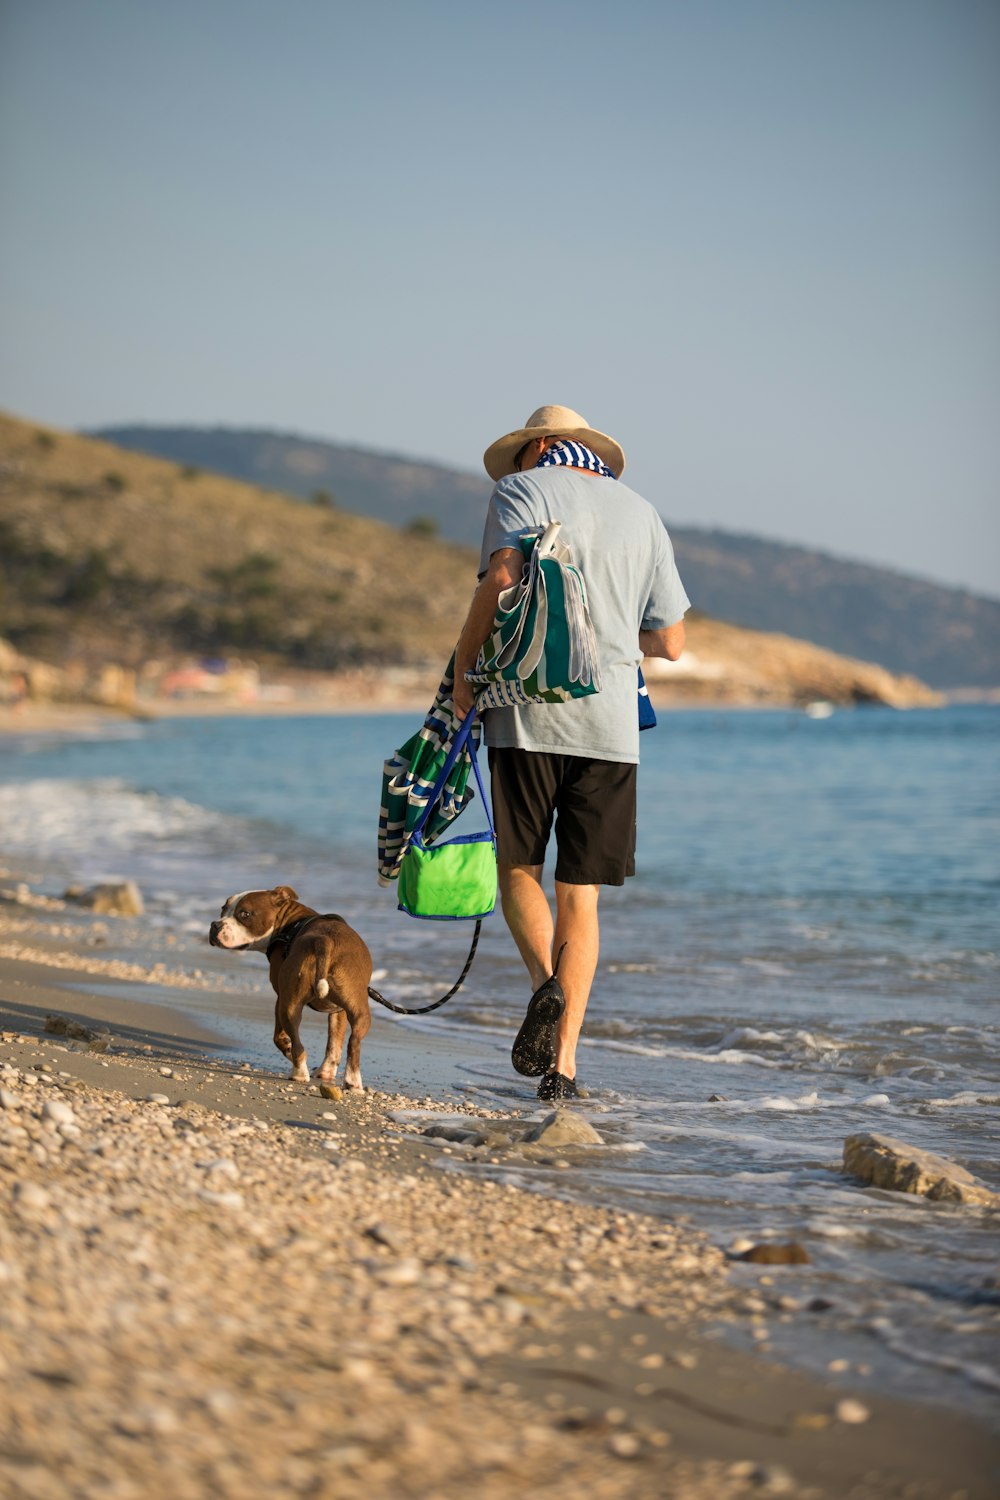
top-left (499, 863), bottom-right (553, 991)
top-left (501, 864), bottom-right (600, 1081)
top-left (552, 880), bottom-right (599, 1080)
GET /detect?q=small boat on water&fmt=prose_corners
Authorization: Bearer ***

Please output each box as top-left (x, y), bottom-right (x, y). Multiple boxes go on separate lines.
top-left (803, 700), bottom-right (836, 719)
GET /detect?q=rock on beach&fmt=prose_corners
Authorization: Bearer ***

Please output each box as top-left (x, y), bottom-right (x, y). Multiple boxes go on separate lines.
top-left (524, 1110), bottom-right (604, 1147)
top-left (734, 1243), bottom-right (811, 1265)
top-left (63, 879), bottom-right (145, 916)
top-left (421, 1109), bottom-right (604, 1152)
top-left (842, 1132), bottom-right (1000, 1208)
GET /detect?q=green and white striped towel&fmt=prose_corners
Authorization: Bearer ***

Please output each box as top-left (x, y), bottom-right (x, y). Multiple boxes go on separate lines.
top-left (466, 521), bottom-right (602, 711)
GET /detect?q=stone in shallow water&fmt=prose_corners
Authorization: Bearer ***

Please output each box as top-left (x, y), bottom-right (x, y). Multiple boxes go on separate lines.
top-left (524, 1111), bottom-right (603, 1147)
top-left (421, 1119), bottom-right (525, 1150)
top-left (736, 1242), bottom-right (811, 1265)
top-left (842, 1132), bottom-right (1000, 1207)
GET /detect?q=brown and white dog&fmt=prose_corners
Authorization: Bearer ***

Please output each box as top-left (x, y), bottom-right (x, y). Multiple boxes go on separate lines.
top-left (209, 886), bottom-right (372, 1088)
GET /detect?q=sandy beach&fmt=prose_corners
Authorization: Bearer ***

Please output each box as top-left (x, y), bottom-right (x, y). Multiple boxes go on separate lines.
top-left (1, 864), bottom-right (997, 1500)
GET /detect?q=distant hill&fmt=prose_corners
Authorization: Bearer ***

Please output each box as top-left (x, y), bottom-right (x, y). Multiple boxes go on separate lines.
top-left (93, 423), bottom-right (1000, 689)
top-left (94, 423), bottom-right (490, 547)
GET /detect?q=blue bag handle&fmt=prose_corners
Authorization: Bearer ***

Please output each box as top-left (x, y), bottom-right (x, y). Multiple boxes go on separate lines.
top-left (410, 710), bottom-right (494, 843)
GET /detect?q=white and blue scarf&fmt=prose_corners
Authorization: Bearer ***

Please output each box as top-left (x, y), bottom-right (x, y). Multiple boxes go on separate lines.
top-left (536, 438), bottom-right (616, 479)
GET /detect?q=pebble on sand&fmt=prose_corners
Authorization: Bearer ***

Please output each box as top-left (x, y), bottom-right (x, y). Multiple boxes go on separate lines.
top-left (835, 1398), bottom-right (871, 1425)
top-left (41, 1099), bottom-right (75, 1126)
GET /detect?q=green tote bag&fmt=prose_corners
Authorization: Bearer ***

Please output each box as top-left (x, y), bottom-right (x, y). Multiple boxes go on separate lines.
top-left (396, 711), bottom-right (497, 921)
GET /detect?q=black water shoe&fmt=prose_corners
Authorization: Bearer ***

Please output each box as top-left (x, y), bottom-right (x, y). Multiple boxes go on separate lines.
top-left (537, 1070), bottom-right (579, 1101)
top-left (511, 974), bottom-right (565, 1077)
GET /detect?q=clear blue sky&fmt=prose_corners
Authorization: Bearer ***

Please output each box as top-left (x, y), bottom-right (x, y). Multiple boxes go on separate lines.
top-left (1, 0), bottom-right (997, 596)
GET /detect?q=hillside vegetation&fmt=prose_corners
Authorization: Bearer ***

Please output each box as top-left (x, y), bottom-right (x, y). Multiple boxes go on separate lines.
top-left (0, 413), bottom-right (939, 712)
top-left (95, 422), bottom-right (1000, 688)
top-left (0, 414), bottom-right (475, 674)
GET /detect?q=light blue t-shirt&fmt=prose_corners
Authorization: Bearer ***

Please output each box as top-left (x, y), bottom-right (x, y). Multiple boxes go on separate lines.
top-left (477, 467), bottom-right (690, 764)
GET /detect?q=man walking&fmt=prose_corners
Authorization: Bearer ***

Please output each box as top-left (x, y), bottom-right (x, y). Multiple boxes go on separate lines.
top-left (453, 406), bottom-right (689, 1099)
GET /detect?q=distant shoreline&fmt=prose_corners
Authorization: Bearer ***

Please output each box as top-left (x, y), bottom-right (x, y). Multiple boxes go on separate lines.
top-left (3, 688), bottom-right (994, 740)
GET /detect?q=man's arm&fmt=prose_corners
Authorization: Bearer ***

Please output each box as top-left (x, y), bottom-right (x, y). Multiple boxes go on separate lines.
top-left (452, 547), bottom-right (523, 718)
top-left (639, 620), bottom-right (685, 661)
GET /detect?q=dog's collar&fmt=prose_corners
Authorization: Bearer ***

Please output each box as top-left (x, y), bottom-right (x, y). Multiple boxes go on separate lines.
top-left (265, 914), bottom-right (321, 962)
top-left (263, 912), bottom-right (346, 960)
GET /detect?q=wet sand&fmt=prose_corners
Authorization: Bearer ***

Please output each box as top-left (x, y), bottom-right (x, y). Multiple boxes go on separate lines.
top-left (1, 877), bottom-right (998, 1499)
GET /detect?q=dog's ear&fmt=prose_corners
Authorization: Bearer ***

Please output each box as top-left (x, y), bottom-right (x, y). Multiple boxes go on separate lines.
top-left (271, 885), bottom-right (299, 904)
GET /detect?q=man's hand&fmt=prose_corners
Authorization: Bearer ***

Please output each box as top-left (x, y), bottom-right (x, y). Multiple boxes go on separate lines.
top-left (452, 675), bottom-right (475, 720)
top-left (452, 547), bottom-right (523, 718)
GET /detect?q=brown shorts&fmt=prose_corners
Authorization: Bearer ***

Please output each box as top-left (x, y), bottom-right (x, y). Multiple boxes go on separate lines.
top-left (487, 748), bottom-right (637, 886)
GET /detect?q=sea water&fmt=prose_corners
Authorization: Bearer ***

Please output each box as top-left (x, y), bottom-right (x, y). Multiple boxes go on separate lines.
top-left (1, 705), bottom-right (998, 1417)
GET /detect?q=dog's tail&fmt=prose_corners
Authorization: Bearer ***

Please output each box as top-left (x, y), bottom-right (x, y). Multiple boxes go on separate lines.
top-left (303, 947), bottom-right (330, 1003)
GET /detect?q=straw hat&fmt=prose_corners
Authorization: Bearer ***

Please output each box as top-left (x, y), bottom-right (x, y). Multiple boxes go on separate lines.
top-left (483, 405), bottom-right (626, 482)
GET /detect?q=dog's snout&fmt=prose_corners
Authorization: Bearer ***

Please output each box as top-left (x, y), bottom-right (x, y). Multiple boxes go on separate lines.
top-left (209, 920), bottom-right (223, 946)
